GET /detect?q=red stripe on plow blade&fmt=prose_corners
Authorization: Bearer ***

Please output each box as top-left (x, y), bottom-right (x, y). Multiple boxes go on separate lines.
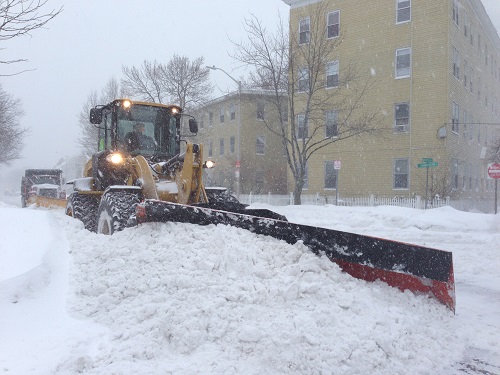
top-left (334, 259), bottom-right (456, 312)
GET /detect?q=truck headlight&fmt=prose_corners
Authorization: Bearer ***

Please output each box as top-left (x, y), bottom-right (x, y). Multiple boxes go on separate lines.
top-left (107, 152), bottom-right (125, 164)
top-left (203, 160), bottom-right (215, 169)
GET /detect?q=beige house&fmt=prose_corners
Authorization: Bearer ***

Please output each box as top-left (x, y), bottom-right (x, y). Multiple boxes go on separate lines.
top-left (194, 90), bottom-right (288, 195)
top-left (282, 0), bottom-right (500, 202)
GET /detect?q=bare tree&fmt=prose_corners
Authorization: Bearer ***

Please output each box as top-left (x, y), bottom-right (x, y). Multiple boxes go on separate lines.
top-left (121, 60), bottom-right (166, 103)
top-left (232, 10), bottom-right (384, 204)
top-left (0, 84), bottom-right (25, 165)
top-left (0, 0), bottom-right (63, 75)
top-left (121, 55), bottom-right (213, 110)
top-left (77, 78), bottom-right (122, 156)
top-left (161, 55), bottom-right (213, 110)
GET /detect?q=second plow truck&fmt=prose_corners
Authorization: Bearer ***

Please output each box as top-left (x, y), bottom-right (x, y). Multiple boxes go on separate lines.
top-left (67, 98), bottom-right (455, 311)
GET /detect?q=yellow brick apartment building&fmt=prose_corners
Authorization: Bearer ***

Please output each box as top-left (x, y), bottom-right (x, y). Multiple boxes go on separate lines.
top-left (282, 0), bottom-right (500, 202)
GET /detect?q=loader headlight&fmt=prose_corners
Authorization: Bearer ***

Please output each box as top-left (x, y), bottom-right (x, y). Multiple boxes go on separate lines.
top-left (107, 152), bottom-right (125, 164)
top-left (122, 99), bottom-right (132, 109)
top-left (203, 160), bottom-right (215, 169)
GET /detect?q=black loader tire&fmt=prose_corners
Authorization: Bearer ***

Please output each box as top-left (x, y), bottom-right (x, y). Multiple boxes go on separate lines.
top-left (96, 191), bottom-right (140, 235)
top-left (66, 193), bottom-right (100, 232)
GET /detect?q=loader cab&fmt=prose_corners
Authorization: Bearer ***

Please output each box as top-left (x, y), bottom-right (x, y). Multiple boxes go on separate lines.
top-left (91, 99), bottom-right (197, 161)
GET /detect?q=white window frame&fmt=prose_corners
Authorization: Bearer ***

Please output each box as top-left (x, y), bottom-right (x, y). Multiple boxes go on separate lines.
top-left (393, 158), bottom-right (409, 189)
top-left (396, 0), bottom-right (411, 24)
top-left (326, 60), bottom-right (339, 88)
top-left (453, 46), bottom-right (460, 80)
top-left (394, 102), bottom-right (410, 133)
top-left (297, 114), bottom-right (308, 140)
top-left (256, 136), bottom-right (265, 155)
top-left (219, 138), bottom-right (225, 155)
top-left (395, 48), bottom-right (411, 78)
top-left (299, 17), bottom-right (310, 45)
top-left (298, 67), bottom-right (310, 92)
top-left (327, 11), bottom-right (340, 39)
top-left (324, 161), bottom-right (338, 189)
top-left (325, 110), bottom-right (338, 138)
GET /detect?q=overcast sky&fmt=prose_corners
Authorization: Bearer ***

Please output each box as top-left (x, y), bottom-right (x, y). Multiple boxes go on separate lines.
top-left (1, 0), bottom-right (500, 178)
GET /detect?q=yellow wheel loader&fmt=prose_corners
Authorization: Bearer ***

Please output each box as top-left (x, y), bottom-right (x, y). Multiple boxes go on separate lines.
top-left (67, 98), bottom-right (455, 311)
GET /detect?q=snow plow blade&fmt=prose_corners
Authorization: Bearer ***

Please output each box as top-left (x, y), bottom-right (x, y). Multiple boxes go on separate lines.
top-left (28, 196), bottom-right (67, 209)
top-left (135, 200), bottom-right (455, 312)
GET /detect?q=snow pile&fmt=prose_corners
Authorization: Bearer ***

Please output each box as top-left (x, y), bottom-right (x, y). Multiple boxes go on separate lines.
top-left (0, 197), bottom-right (499, 374)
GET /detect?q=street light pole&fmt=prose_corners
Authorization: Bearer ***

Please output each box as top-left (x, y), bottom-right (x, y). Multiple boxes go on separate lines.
top-left (207, 65), bottom-right (242, 199)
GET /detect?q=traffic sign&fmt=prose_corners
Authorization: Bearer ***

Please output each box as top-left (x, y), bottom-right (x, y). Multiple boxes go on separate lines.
top-left (487, 163), bottom-right (500, 179)
top-left (418, 162), bottom-right (438, 168)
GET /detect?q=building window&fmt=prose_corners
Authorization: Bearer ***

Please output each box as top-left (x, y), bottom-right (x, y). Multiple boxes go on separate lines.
top-left (394, 158), bottom-right (409, 189)
top-left (219, 107), bottom-right (225, 123)
top-left (395, 48), bottom-right (411, 78)
top-left (396, 0), bottom-right (411, 23)
top-left (209, 111), bottom-right (213, 126)
top-left (230, 136), bottom-right (235, 154)
top-left (453, 47), bottom-right (460, 80)
top-left (301, 164), bottom-right (309, 190)
top-left (298, 67), bottom-right (310, 92)
top-left (326, 60), bottom-right (339, 88)
top-left (463, 109), bottom-right (468, 139)
top-left (297, 114), bottom-right (308, 139)
top-left (452, 101), bottom-right (460, 133)
top-left (299, 18), bottom-right (310, 44)
top-left (327, 11), bottom-right (340, 38)
top-left (325, 110), bottom-right (338, 138)
top-left (464, 12), bottom-right (470, 38)
top-left (394, 103), bottom-right (410, 132)
top-left (256, 136), bottom-right (265, 155)
top-left (208, 140), bottom-right (213, 157)
top-left (230, 103), bottom-right (235, 121)
top-left (256, 102), bottom-right (265, 120)
top-left (451, 158), bottom-right (459, 189)
top-left (219, 138), bottom-right (225, 155)
top-left (255, 170), bottom-right (264, 194)
top-left (463, 60), bottom-right (468, 88)
top-left (324, 161), bottom-right (338, 189)
top-left (452, 0), bottom-right (459, 26)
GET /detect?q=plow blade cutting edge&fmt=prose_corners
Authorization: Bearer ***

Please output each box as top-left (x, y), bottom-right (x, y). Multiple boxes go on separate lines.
top-left (135, 200), bottom-right (455, 312)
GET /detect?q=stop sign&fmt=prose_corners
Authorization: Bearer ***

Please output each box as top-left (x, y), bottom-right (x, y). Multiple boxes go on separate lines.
top-left (487, 163), bottom-right (500, 179)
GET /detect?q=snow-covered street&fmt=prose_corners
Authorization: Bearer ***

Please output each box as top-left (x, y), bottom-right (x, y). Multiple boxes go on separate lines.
top-left (1, 194), bottom-right (499, 374)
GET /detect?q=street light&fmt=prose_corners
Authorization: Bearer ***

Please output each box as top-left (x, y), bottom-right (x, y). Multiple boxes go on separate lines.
top-left (207, 65), bottom-right (242, 199)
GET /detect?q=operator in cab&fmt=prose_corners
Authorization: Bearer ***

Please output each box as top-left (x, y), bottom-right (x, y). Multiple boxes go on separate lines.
top-left (124, 122), bottom-right (156, 152)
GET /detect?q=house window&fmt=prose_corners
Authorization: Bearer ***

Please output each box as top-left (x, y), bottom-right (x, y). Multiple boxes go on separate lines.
top-left (256, 136), bottom-right (265, 155)
top-left (395, 48), bottom-right (411, 78)
top-left (326, 60), bottom-right (339, 88)
top-left (327, 11), bottom-right (340, 38)
top-left (299, 18), bottom-right (310, 44)
top-left (298, 67), bottom-right (309, 92)
top-left (464, 12), bottom-right (469, 38)
top-left (208, 140), bottom-right (213, 157)
top-left (452, 101), bottom-right (460, 133)
top-left (230, 103), bottom-right (235, 121)
top-left (219, 107), bottom-right (225, 123)
top-left (394, 158), bottom-right (409, 189)
top-left (396, 0), bottom-right (411, 23)
top-left (297, 114), bottom-right (308, 139)
top-left (325, 110), bottom-right (338, 138)
top-left (301, 164), bottom-right (309, 190)
top-left (219, 138), bottom-right (225, 155)
top-left (209, 111), bottom-right (213, 126)
top-left (453, 46), bottom-right (460, 79)
top-left (324, 161), bottom-right (338, 189)
top-left (256, 102), bottom-right (265, 120)
top-left (230, 136), bottom-right (235, 154)
top-left (451, 158), bottom-right (459, 189)
top-left (395, 103), bottom-right (410, 132)
top-left (452, 0), bottom-right (459, 26)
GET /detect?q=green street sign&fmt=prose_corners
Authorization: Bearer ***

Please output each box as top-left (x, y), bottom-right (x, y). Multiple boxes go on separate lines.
top-left (418, 162), bottom-right (438, 168)
top-left (422, 158), bottom-right (433, 163)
